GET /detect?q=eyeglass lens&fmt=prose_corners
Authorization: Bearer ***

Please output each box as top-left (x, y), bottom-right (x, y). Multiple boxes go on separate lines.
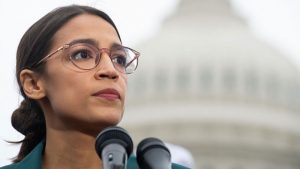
top-left (66, 43), bottom-right (138, 74)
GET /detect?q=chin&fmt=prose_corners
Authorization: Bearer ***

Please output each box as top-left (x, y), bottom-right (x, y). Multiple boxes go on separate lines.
top-left (100, 116), bottom-right (122, 125)
top-left (85, 107), bottom-right (123, 128)
top-left (95, 111), bottom-right (123, 125)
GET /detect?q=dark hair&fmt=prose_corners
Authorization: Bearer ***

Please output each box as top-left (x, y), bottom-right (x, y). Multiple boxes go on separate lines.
top-left (12, 4), bottom-right (121, 163)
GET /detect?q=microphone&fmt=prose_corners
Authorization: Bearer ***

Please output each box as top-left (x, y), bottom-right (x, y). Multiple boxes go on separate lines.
top-left (95, 126), bottom-right (133, 169)
top-left (136, 137), bottom-right (172, 169)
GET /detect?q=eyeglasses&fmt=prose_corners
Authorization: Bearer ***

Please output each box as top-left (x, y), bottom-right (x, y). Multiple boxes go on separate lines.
top-left (32, 42), bottom-right (140, 74)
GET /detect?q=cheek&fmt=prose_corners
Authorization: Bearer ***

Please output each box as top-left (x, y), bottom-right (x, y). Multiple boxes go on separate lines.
top-left (43, 68), bottom-right (89, 114)
top-left (47, 79), bottom-right (88, 114)
top-left (42, 64), bottom-right (128, 127)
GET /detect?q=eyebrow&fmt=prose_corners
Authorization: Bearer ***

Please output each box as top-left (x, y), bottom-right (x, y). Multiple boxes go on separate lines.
top-left (67, 38), bottom-right (122, 48)
top-left (68, 38), bottom-right (98, 46)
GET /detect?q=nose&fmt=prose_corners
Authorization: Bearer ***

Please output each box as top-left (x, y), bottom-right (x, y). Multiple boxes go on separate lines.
top-left (94, 53), bottom-right (119, 80)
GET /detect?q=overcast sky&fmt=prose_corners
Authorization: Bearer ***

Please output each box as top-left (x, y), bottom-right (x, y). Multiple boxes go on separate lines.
top-left (230, 0), bottom-right (300, 67)
top-left (0, 0), bottom-right (300, 166)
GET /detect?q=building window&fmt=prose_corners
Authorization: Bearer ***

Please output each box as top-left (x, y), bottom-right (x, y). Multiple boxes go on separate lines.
top-left (265, 74), bottom-right (280, 100)
top-left (133, 72), bottom-right (147, 94)
top-left (286, 80), bottom-right (300, 109)
top-left (199, 66), bottom-right (213, 91)
top-left (154, 68), bottom-right (168, 91)
top-left (176, 66), bottom-right (189, 90)
top-left (244, 70), bottom-right (258, 95)
top-left (222, 67), bottom-right (236, 92)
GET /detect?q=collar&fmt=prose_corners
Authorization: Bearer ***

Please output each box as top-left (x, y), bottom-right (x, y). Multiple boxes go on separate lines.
top-left (13, 140), bottom-right (44, 169)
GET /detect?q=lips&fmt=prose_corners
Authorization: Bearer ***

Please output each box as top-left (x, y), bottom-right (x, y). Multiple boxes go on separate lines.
top-left (92, 88), bottom-right (121, 101)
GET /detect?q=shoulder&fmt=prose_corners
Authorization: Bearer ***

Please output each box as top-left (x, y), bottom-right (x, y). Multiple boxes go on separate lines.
top-left (127, 156), bottom-right (190, 169)
top-left (0, 141), bottom-right (44, 169)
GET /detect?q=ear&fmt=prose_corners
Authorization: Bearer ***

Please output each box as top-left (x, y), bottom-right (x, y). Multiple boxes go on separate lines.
top-left (20, 69), bottom-right (46, 99)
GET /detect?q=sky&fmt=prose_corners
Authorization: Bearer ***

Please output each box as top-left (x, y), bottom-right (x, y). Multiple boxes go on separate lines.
top-left (230, 0), bottom-right (300, 68)
top-left (0, 0), bottom-right (300, 166)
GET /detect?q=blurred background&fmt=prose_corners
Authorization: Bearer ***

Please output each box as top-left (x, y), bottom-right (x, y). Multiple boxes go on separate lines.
top-left (1, 0), bottom-right (300, 169)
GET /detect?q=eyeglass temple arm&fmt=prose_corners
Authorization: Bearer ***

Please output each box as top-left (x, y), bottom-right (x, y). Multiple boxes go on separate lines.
top-left (33, 45), bottom-right (68, 67)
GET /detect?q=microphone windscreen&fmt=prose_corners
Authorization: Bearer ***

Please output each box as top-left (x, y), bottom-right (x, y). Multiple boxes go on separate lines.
top-left (137, 137), bottom-right (171, 169)
top-left (95, 126), bottom-right (133, 158)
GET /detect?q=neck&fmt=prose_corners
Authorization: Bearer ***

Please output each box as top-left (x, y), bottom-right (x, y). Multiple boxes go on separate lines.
top-left (42, 128), bottom-right (102, 169)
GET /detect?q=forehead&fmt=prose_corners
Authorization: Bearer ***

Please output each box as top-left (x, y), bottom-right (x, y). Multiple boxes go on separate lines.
top-left (51, 14), bottom-right (121, 48)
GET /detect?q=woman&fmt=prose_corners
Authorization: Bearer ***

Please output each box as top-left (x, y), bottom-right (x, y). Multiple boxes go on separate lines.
top-left (0, 5), bottom-right (187, 169)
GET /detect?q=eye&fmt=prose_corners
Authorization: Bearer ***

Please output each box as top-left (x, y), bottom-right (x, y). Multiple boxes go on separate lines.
top-left (70, 49), bottom-right (94, 61)
top-left (112, 55), bottom-right (127, 67)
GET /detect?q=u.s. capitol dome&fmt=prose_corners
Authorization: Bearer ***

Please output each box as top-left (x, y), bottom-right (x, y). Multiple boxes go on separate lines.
top-left (120, 0), bottom-right (300, 168)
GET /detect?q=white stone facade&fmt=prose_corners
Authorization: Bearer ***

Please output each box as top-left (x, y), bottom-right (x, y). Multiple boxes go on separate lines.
top-left (121, 0), bottom-right (300, 168)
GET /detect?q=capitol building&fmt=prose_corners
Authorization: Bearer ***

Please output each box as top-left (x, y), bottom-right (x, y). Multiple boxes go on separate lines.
top-left (120, 0), bottom-right (300, 168)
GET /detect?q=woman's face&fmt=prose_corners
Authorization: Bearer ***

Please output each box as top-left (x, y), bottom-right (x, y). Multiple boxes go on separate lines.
top-left (40, 14), bottom-right (127, 134)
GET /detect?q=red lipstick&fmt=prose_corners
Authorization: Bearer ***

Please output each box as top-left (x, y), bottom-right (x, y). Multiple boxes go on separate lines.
top-left (92, 88), bottom-right (121, 101)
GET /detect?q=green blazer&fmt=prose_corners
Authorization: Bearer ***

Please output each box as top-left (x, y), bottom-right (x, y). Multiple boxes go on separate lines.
top-left (0, 141), bottom-right (189, 169)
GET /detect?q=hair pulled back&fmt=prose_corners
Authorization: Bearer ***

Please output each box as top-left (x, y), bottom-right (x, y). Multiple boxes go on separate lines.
top-left (12, 4), bottom-right (121, 163)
